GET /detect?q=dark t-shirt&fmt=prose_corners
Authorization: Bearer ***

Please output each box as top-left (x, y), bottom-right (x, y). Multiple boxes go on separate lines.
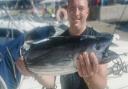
top-left (60, 27), bottom-right (101, 89)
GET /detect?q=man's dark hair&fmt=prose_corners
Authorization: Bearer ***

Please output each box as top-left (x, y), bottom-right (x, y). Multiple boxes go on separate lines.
top-left (67, 0), bottom-right (90, 6)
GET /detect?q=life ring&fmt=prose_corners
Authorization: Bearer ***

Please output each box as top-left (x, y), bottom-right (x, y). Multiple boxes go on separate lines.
top-left (56, 8), bottom-right (68, 22)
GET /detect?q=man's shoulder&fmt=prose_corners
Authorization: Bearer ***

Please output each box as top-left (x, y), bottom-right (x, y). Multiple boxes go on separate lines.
top-left (84, 26), bottom-right (100, 36)
top-left (86, 26), bottom-right (112, 37)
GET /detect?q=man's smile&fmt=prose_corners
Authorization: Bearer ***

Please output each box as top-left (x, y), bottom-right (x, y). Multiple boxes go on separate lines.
top-left (74, 19), bottom-right (80, 22)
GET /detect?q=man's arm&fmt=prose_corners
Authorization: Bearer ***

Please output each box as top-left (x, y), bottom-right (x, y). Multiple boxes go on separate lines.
top-left (16, 56), bottom-right (56, 89)
top-left (84, 64), bottom-right (107, 89)
top-left (16, 56), bottom-right (32, 76)
top-left (77, 52), bottom-right (107, 89)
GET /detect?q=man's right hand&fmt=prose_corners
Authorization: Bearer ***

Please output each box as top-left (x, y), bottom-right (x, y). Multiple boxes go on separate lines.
top-left (16, 56), bottom-right (32, 76)
top-left (34, 75), bottom-right (56, 89)
top-left (16, 56), bottom-right (56, 89)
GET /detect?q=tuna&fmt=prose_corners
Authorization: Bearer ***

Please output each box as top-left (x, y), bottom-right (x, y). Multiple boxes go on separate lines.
top-left (24, 34), bottom-right (118, 75)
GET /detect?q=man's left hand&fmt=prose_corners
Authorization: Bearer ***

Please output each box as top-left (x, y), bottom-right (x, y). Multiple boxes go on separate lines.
top-left (76, 52), bottom-right (99, 78)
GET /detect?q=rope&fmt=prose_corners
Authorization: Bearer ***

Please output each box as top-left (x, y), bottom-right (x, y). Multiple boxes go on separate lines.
top-left (108, 53), bottom-right (128, 76)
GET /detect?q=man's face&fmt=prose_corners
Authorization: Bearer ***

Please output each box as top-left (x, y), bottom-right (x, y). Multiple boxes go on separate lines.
top-left (67, 0), bottom-right (89, 31)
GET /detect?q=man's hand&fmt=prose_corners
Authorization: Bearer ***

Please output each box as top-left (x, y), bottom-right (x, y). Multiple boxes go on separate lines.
top-left (76, 52), bottom-right (107, 89)
top-left (16, 56), bottom-right (56, 89)
top-left (76, 52), bottom-right (98, 78)
top-left (16, 56), bottom-right (32, 76)
top-left (34, 75), bottom-right (56, 89)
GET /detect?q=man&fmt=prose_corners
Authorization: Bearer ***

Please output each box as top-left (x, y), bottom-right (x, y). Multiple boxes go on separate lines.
top-left (60, 0), bottom-right (107, 89)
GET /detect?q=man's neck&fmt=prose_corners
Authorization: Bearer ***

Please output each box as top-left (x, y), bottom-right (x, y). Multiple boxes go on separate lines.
top-left (69, 26), bottom-right (87, 36)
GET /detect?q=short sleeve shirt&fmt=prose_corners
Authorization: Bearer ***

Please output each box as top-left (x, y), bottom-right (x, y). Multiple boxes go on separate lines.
top-left (60, 27), bottom-right (102, 89)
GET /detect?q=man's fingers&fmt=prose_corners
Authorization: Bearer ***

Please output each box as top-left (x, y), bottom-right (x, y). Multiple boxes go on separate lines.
top-left (76, 58), bottom-right (83, 77)
top-left (89, 52), bottom-right (99, 74)
top-left (82, 52), bottom-right (92, 76)
top-left (79, 54), bottom-right (88, 76)
top-left (77, 52), bottom-right (99, 78)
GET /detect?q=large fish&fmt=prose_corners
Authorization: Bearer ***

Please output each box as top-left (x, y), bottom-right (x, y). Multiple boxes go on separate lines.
top-left (24, 34), bottom-right (118, 75)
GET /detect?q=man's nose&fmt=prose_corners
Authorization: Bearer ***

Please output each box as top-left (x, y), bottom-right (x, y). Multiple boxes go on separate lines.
top-left (75, 8), bottom-right (80, 16)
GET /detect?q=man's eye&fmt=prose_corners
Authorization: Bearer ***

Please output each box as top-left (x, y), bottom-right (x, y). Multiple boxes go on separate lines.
top-left (69, 7), bottom-right (74, 11)
top-left (79, 7), bottom-right (85, 11)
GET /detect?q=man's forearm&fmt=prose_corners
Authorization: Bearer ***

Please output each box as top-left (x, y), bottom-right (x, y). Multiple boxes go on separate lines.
top-left (16, 58), bottom-right (32, 76)
top-left (84, 73), bottom-right (107, 89)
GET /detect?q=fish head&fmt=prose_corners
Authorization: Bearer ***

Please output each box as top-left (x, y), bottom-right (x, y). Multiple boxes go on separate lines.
top-left (80, 34), bottom-right (113, 64)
